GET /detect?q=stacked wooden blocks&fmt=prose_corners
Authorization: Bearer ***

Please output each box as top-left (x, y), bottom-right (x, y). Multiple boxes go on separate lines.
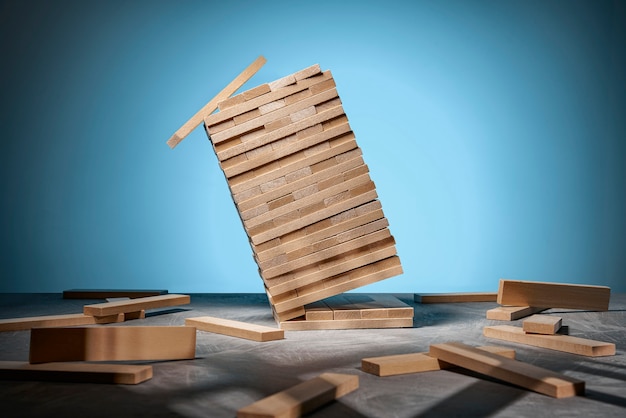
top-left (203, 64), bottom-right (404, 326)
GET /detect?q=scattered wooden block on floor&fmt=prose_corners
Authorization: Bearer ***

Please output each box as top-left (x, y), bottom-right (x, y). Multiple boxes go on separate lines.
top-left (414, 292), bottom-right (497, 303)
top-left (362, 346), bottom-right (515, 377)
top-left (483, 325), bottom-right (616, 357)
top-left (185, 316), bottom-right (284, 342)
top-left (63, 289), bottom-right (168, 299)
top-left (29, 326), bottom-right (196, 363)
top-left (279, 317), bottom-right (412, 331)
top-left (497, 279), bottom-right (610, 311)
top-left (523, 314), bottom-right (562, 335)
top-left (236, 372), bottom-right (358, 418)
top-left (0, 313), bottom-right (124, 332)
top-left (83, 294), bottom-right (190, 316)
top-left (486, 306), bottom-right (547, 321)
top-left (429, 342), bottom-right (585, 398)
top-left (0, 361), bottom-right (153, 384)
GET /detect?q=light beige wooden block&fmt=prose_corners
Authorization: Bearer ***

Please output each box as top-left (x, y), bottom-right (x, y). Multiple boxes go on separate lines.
top-left (83, 294), bottom-right (190, 316)
top-left (63, 289), bottom-right (168, 299)
top-left (429, 342), bottom-right (585, 398)
top-left (280, 317), bottom-right (412, 331)
top-left (522, 314), bottom-right (562, 335)
top-left (362, 346), bottom-right (515, 377)
top-left (0, 361), bottom-right (153, 385)
top-left (303, 300), bottom-right (334, 321)
top-left (0, 313), bottom-right (124, 332)
top-left (29, 326), bottom-right (196, 363)
top-left (484, 325), bottom-right (616, 357)
top-left (486, 306), bottom-right (547, 321)
top-left (185, 316), bottom-right (284, 342)
top-left (237, 373), bottom-right (358, 418)
top-left (497, 279), bottom-right (610, 311)
top-left (167, 55), bottom-right (266, 148)
top-left (415, 292), bottom-right (497, 303)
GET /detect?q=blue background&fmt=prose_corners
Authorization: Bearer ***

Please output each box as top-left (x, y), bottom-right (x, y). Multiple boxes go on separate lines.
top-left (1, 0), bottom-right (625, 293)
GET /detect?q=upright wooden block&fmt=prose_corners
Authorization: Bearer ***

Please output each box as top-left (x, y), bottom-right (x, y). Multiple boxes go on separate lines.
top-left (0, 361), bottom-right (153, 385)
top-left (414, 292), bottom-right (497, 303)
top-left (0, 313), bottom-right (124, 332)
top-left (483, 325), bottom-right (616, 357)
top-left (236, 373), bottom-right (358, 418)
top-left (497, 279), bottom-right (610, 311)
top-left (429, 342), bottom-right (585, 398)
top-left (522, 314), bottom-right (562, 335)
top-left (83, 294), bottom-right (190, 316)
top-left (486, 306), bottom-right (547, 321)
top-left (185, 316), bottom-right (284, 342)
top-left (29, 326), bottom-right (196, 363)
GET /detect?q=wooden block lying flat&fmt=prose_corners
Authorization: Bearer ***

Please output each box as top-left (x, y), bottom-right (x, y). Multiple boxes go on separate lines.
top-left (414, 292), bottom-right (497, 303)
top-left (0, 313), bottom-right (124, 332)
top-left (362, 346), bottom-right (515, 376)
top-left (185, 316), bottom-right (284, 342)
top-left (29, 326), bottom-right (196, 363)
top-left (486, 306), bottom-right (547, 321)
top-left (484, 325), bottom-right (616, 357)
top-left (83, 294), bottom-right (190, 316)
top-left (63, 289), bottom-right (168, 299)
top-left (497, 279), bottom-right (610, 311)
top-left (280, 317), bottom-right (412, 331)
top-left (523, 314), bottom-right (562, 335)
top-left (237, 372), bottom-right (358, 418)
top-left (429, 342), bottom-right (585, 398)
top-left (303, 294), bottom-right (413, 321)
top-left (0, 361), bottom-right (153, 385)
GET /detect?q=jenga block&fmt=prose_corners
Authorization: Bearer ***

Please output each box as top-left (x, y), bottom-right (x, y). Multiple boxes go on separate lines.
top-left (294, 64), bottom-right (322, 81)
top-left (522, 314), bottom-right (562, 335)
top-left (0, 361), bottom-right (153, 385)
top-left (63, 289), bottom-right (168, 299)
top-left (0, 313), bottom-right (124, 332)
top-left (414, 292), bottom-right (497, 303)
top-left (483, 325), bottom-right (616, 357)
top-left (429, 342), bottom-right (585, 398)
top-left (29, 326), bottom-right (196, 363)
top-left (303, 300), bottom-right (334, 321)
top-left (167, 55), bottom-right (266, 148)
top-left (237, 373), bottom-right (358, 418)
top-left (124, 310), bottom-right (146, 321)
top-left (185, 316), bottom-right (284, 342)
top-left (486, 306), bottom-right (547, 321)
top-left (361, 346), bottom-right (515, 377)
top-left (497, 279), bottom-right (610, 311)
top-left (342, 294), bottom-right (413, 319)
top-left (83, 294), bottom-right (190, 316)
top-left (280, 317), bottom-right (412, 331)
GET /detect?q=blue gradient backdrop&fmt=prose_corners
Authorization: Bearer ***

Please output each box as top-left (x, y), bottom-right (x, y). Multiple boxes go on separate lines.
top-left (1, 0), bottom-right (625, 293)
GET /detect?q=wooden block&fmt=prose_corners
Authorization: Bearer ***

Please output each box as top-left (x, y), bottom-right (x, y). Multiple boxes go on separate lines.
top-left (124, 310), bottom-right (146, 321)
top-left (486, 306), bottom-right (547, 321)
top-left (429, 342), bottom-right (585, 398)
top-left (83, 294), bottom-right (190, 316)
top-left (522, 314), bottom-right (562, 335)
top-left (483, 325), bottom-right (616, 357)
top-left (362, 346), bottom-right (515, 377)
top-left (497, 279), bottom-right (610, 311)
top-left (63, 289), bottom-right (168, 299)
top-left (304, 300), bottom-right (334, 321)
top-left (166, 55), bottom-right (266, 148)
top-left (280, 317), bottom-right (412, 331)
top-left (237, 372), bottom-right (358, 418)
top-left (414, 292), bottom-right (497, 303)
top-left (29, 326), bottom-right (196, 363)
top-left (185, 316), bottom-right (284, 342)
top-left (0, 361), bottom-right (153, 385)
top-left (0, 313), bottom-right (123, 332)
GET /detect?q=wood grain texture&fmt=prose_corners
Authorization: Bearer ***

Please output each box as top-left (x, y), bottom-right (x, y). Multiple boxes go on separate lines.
top-left (0, 361), bottom-right (153, 385)
top-left (483, 325), bottom-right (616, 357)
top-left (29, 326), bottom-right (196, 363)
top-left (166, 55), bottom-right (266, 148)
top-left (414, 292), bottom-right (497, 303)
top-left (362, 346), bottom-right (516, 377)
top-left (280, 317), bottom-right (412, 331)
top-left (486, 306), bottom-right (547, 321)
top-left (429, 342), bottom-right (585, 398)
top-left (185, 316), bottom-right (284, 342)
top-left (237, 373), bottom-right (358, 418)
top-left (497, 279), bottom-right (610, 311)
top-left (0, 313), bottom-right (123, 332)
top-left (522, 314), bottom-right (562, 335)
top-left (83, 294), bottom-right (190, 316)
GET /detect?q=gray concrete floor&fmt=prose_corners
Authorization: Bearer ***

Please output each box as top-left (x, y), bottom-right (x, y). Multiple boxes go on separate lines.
top-left (0, 293), bottom-right (624, 417)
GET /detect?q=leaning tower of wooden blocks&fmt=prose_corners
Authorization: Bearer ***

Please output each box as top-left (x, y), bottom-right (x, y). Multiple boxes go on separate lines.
top-left (170, 57), bottom-right (406, 329)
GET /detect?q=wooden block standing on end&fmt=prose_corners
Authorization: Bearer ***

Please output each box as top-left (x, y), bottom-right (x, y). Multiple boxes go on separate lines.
top-left (522, 314), bottom-right (562, 335)
top-left (429, 342), bottom-right (585, 398)
top-left (237, 373), bottom-right (358, 418)
top-left (185, 316), bottom-right (284, 342)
